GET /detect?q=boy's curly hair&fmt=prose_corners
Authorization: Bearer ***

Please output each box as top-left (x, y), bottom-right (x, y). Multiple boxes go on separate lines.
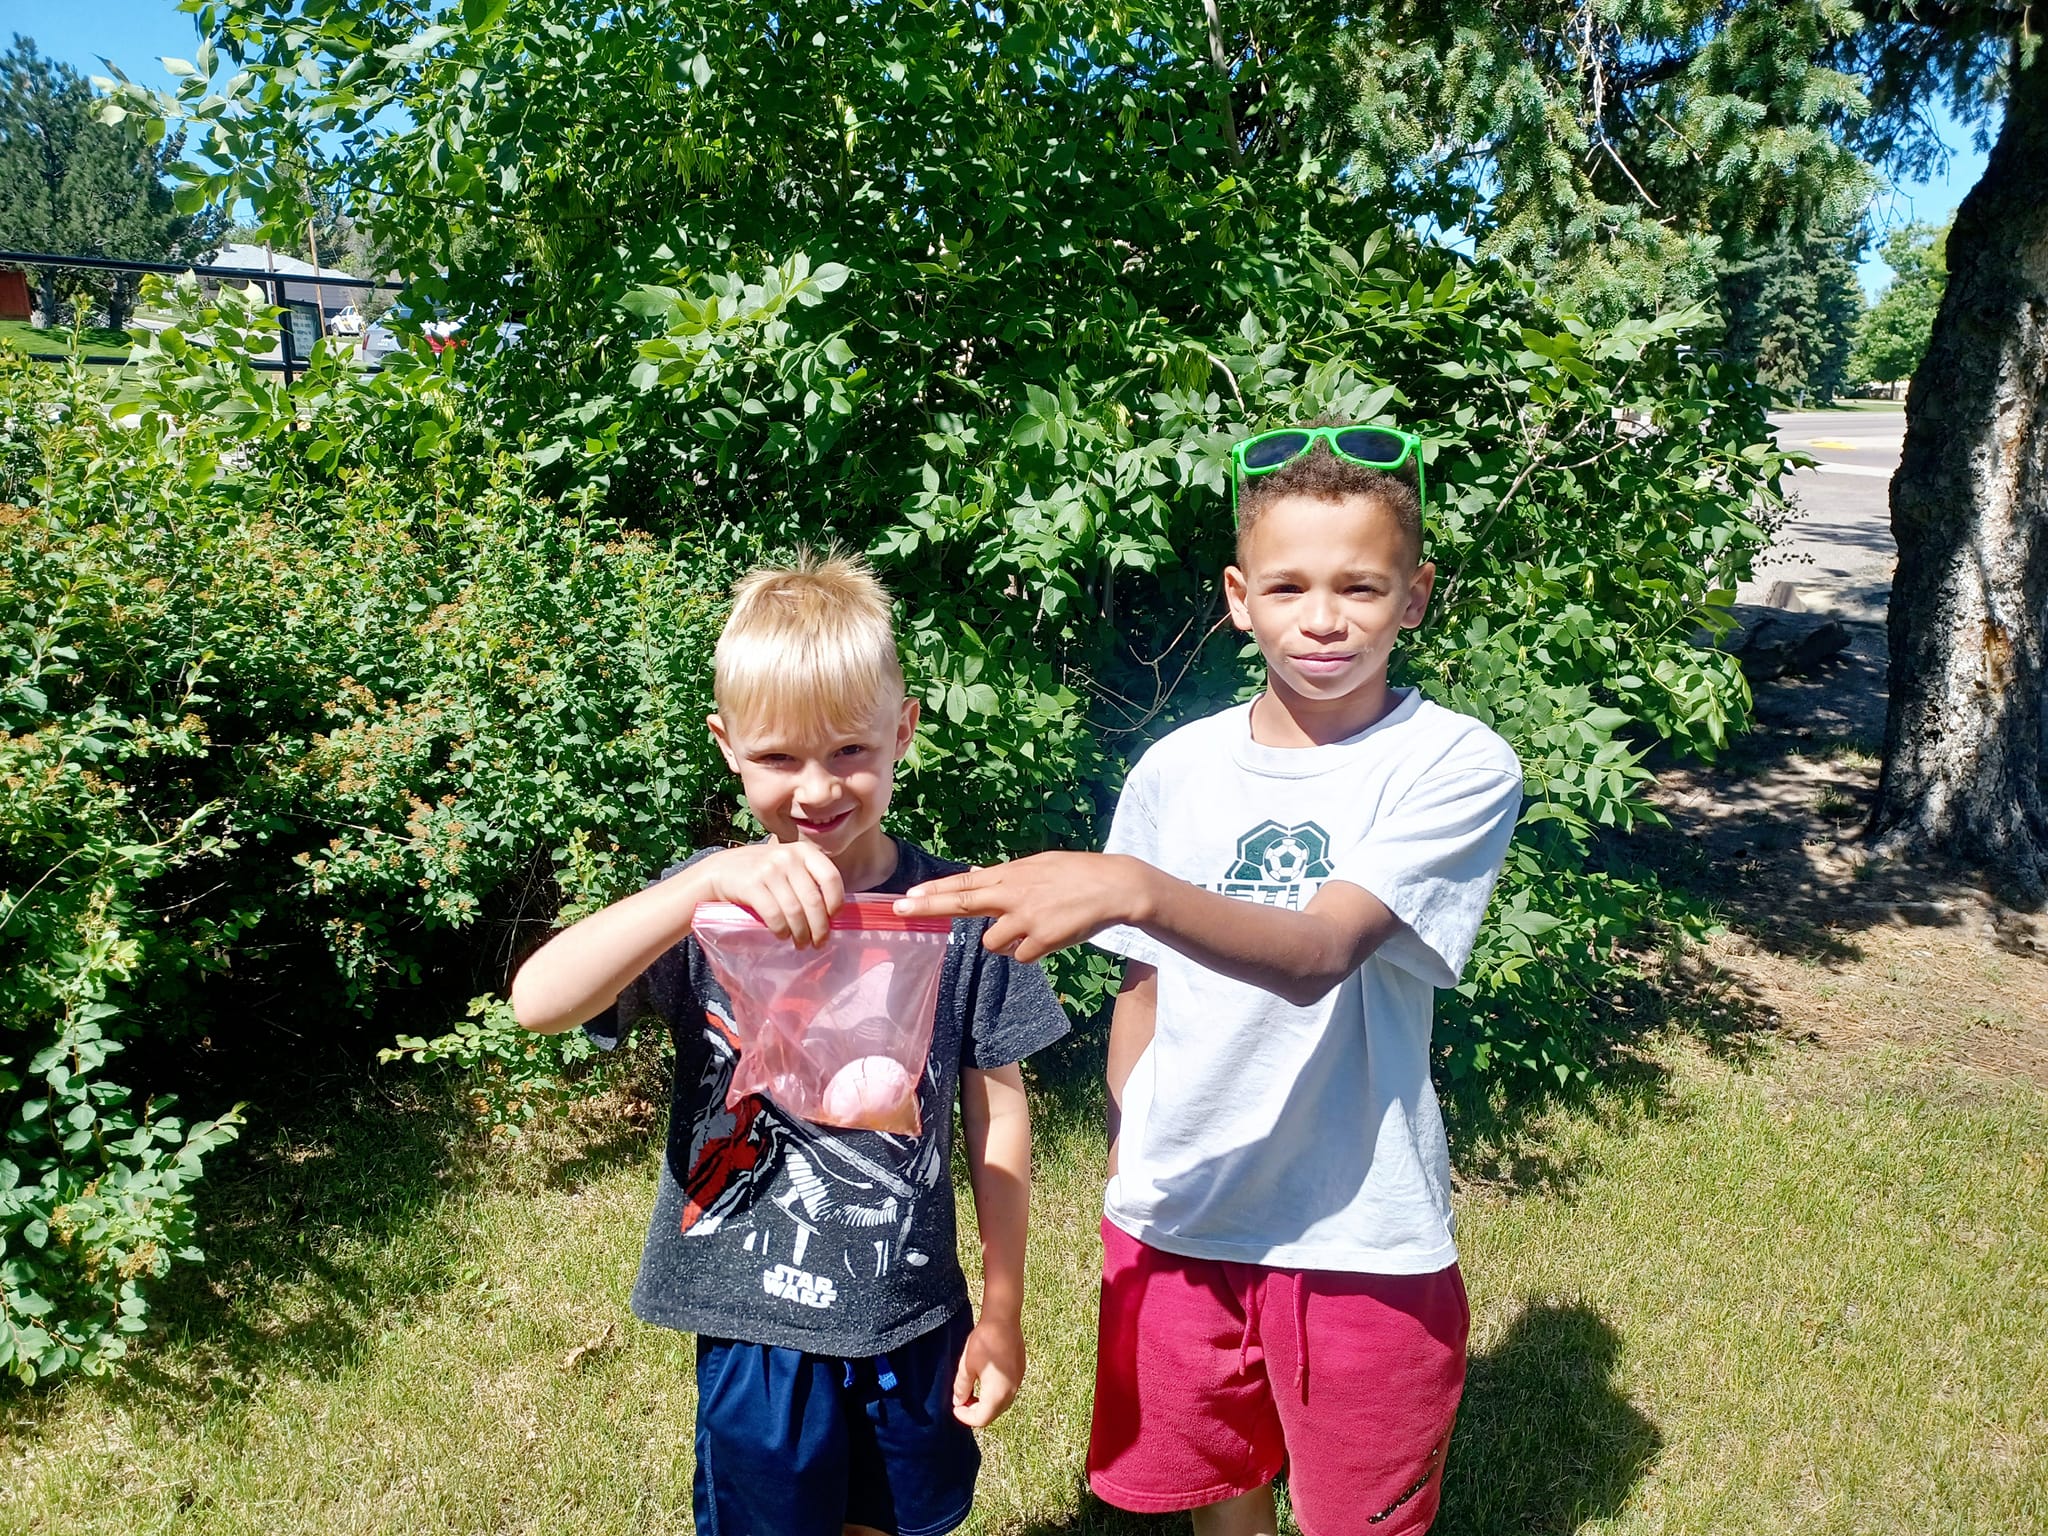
top-left (1235, 415), bottom-right (1423, 567)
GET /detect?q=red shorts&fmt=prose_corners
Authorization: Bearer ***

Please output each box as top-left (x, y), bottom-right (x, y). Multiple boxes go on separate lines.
top-left (1088, 1219), bottom-right (1468, 1534)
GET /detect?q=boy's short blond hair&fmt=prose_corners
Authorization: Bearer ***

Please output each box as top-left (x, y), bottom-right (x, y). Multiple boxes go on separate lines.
top-left (714, 550), bottom-right (904, 739)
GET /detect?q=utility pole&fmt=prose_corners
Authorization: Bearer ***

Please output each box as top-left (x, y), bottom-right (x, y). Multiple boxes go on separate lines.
top-left (304, 199), bottom-right (331, 342)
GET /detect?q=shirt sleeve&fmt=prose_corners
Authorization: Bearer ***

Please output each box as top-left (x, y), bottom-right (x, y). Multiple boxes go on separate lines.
top-left (1329, 765), bottom-right (1523, 989)
top-left (1090, 752), bottom-right (1166, 966)
top-left (960, 941), bottom-right (1071, 1071)
top-left (581, 852), bottom-right (713, 1050)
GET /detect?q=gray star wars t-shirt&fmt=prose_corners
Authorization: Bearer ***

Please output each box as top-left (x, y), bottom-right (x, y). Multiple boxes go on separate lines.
top-left (588, 838), bottom-right (1069, 1357)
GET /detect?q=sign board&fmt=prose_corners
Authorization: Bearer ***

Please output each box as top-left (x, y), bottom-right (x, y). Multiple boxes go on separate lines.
top-left (285, 302), bottom-right (321, 357)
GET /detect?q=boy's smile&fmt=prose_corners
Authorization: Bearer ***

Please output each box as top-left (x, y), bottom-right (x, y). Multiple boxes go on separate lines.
top-left (707, 693), bottom-right (920, 889)
top-left (1225, 491), bottom-right (1434, 746)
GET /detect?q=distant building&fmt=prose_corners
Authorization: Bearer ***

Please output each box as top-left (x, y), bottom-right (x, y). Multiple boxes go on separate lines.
top-left (212, 243), bottom-right (361, 319)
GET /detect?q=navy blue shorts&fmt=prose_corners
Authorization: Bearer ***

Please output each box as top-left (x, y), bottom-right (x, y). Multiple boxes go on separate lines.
top-left (692, 1306), bottom-right (981, 1536)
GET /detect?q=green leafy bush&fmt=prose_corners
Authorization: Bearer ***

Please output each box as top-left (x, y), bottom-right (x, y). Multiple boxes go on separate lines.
top-left (107, 0), bottom-right (1794, 1058)
top-left (0, 303), bottom-right (736, 1378)
top-left (1, 350), bottom-right (246, 1381)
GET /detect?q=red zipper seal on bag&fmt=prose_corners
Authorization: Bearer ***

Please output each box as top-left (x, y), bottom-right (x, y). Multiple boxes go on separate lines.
top-left (693, 894), bottom-right (953, 935)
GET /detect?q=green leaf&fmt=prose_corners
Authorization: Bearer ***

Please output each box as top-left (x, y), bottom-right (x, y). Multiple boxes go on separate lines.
top-left (619, 286), bottom-right (682, 321)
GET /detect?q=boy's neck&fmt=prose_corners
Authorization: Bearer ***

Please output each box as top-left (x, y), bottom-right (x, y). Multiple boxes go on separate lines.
top-left (1250, 671), bottom-right (1401, 748)
top-left (828, 825), bottom-right (901, 893)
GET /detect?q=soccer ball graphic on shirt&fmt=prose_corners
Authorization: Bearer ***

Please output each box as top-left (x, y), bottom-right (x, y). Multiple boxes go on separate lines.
top-left (1225, 820), bottom-right (1334, 888)
top-left (1261, 833), bottom-right (1315, 883)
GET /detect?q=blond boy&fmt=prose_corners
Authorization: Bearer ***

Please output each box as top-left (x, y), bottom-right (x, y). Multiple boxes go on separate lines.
top-left (513, 553), bottom-right (1068, 1536)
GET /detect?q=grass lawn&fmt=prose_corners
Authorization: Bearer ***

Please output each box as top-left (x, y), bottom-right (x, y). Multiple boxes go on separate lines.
top-left (2, 1017), bottom-right (2042, 1535)
top-left (0, 318), bottom-right (131, 359)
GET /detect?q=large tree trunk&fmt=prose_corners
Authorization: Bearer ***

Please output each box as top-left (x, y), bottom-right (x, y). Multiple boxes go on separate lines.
top-left (1872, 50), bottom-right (2048, 901)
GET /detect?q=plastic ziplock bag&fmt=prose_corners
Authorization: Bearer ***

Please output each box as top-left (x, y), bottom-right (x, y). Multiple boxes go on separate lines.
top-left (691, 896), bottom-right (953, 1135)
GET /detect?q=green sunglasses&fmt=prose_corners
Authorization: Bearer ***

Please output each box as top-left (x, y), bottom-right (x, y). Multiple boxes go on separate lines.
top-left (1227, 423), bottom-right (1426, 515)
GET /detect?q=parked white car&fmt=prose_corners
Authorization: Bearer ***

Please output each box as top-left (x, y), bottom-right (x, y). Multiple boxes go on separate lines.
top-left (328, 304), bottom-right (366, 338)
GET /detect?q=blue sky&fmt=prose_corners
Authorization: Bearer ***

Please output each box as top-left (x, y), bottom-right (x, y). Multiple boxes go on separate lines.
top-left (10, 1), bottom-right (1993, 298)
top-left (5, 0), bottom-right (206, 97)
top-left (1858, 97), bottom-right (1990, 295)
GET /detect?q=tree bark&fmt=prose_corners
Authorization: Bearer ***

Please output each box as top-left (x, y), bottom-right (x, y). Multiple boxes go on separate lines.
top-left (1202, 0), bottom-right (1244, 168)
top-left (1872, 48), bottom-right (2048, 900)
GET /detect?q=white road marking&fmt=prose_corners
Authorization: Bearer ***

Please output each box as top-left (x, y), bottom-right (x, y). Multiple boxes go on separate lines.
top-left (1802, 462), bottom-right (1894, 479)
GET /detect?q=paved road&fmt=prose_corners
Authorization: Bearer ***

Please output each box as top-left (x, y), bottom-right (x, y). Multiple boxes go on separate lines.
top-left (1738, 407), bottom-right (1904, 624)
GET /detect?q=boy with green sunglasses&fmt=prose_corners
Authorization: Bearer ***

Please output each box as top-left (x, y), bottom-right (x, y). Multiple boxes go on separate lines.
top-left (900, 416), bottom-right (1520, 1534)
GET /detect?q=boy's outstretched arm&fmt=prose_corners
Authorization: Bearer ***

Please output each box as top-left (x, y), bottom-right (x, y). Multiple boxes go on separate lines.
top-left (953, 1062), bottom-right (1031, 1428)
top-left (897, 854), bottom-right (1401, 1007)
top-left (511, 841), bottom-right (847, 1034)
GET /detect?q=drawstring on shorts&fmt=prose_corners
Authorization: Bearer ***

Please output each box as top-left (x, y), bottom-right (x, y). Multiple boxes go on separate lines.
top-left (1239, 1272), bottom-right (1261, 1377)
top-left (844, 1353), bottom-right (900, 1394)
top-left (1239, 1270), bottom-right (1311, 1402)
top-left (1293, 1272), bottom-right (1309, 1401)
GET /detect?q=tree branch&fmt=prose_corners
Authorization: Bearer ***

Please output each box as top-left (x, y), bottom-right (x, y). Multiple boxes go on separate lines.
top-left (1202, 0), bottom-right (1244, 169)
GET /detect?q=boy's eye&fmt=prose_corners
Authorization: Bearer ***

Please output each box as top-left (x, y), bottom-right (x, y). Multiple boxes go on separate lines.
top-left (836, 743), bottom-right (870, 759)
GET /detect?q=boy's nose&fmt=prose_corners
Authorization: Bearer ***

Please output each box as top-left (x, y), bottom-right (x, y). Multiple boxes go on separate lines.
top-left (1302, 593), bottom-right (1343, 634)
top-left (793, 760), bottom-right (840, 805)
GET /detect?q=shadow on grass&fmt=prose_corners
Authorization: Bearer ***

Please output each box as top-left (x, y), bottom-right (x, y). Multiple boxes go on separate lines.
top-left (90, 1069), bottom-right (484, 1413)
top-left (30, 1062), bottom-right (648, 1427)
top-left (539, 1030), bottom-right (672, 1191)
top-left (1438, 943), bottom-right (1784, 1200)
top-left (0, 1052), bottom-right (668, 1452)
top-left (1645, 617), bottom-right (2043, 940)
top-left (1025, 1016), bottom-right (1113, 1151)
top-left (1440, 1301), bottom-right (1660, 1535)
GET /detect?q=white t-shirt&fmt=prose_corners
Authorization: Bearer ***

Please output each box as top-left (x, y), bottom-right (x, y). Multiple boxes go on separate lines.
top-left (1093, 689), bottom-right (1521, 1274)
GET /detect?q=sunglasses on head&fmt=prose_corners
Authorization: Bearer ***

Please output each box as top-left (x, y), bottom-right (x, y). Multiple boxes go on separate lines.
top-left (1227, 423), bottom-right (1426, 515)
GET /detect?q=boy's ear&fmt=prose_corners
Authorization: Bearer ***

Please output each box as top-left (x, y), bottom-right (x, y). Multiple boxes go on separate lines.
top-left (1223, 565), bottom-right (1254, 632)
top-left (706, 713), bottom-right (741, 771)
top-left (1401, 560), bottom-right (1437, 630)
top-left (893, 696), bottom-right (921, 760)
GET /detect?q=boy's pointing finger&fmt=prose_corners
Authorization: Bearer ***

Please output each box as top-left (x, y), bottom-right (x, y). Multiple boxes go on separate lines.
top-left (894, 868), bottom-right (1001, 917)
